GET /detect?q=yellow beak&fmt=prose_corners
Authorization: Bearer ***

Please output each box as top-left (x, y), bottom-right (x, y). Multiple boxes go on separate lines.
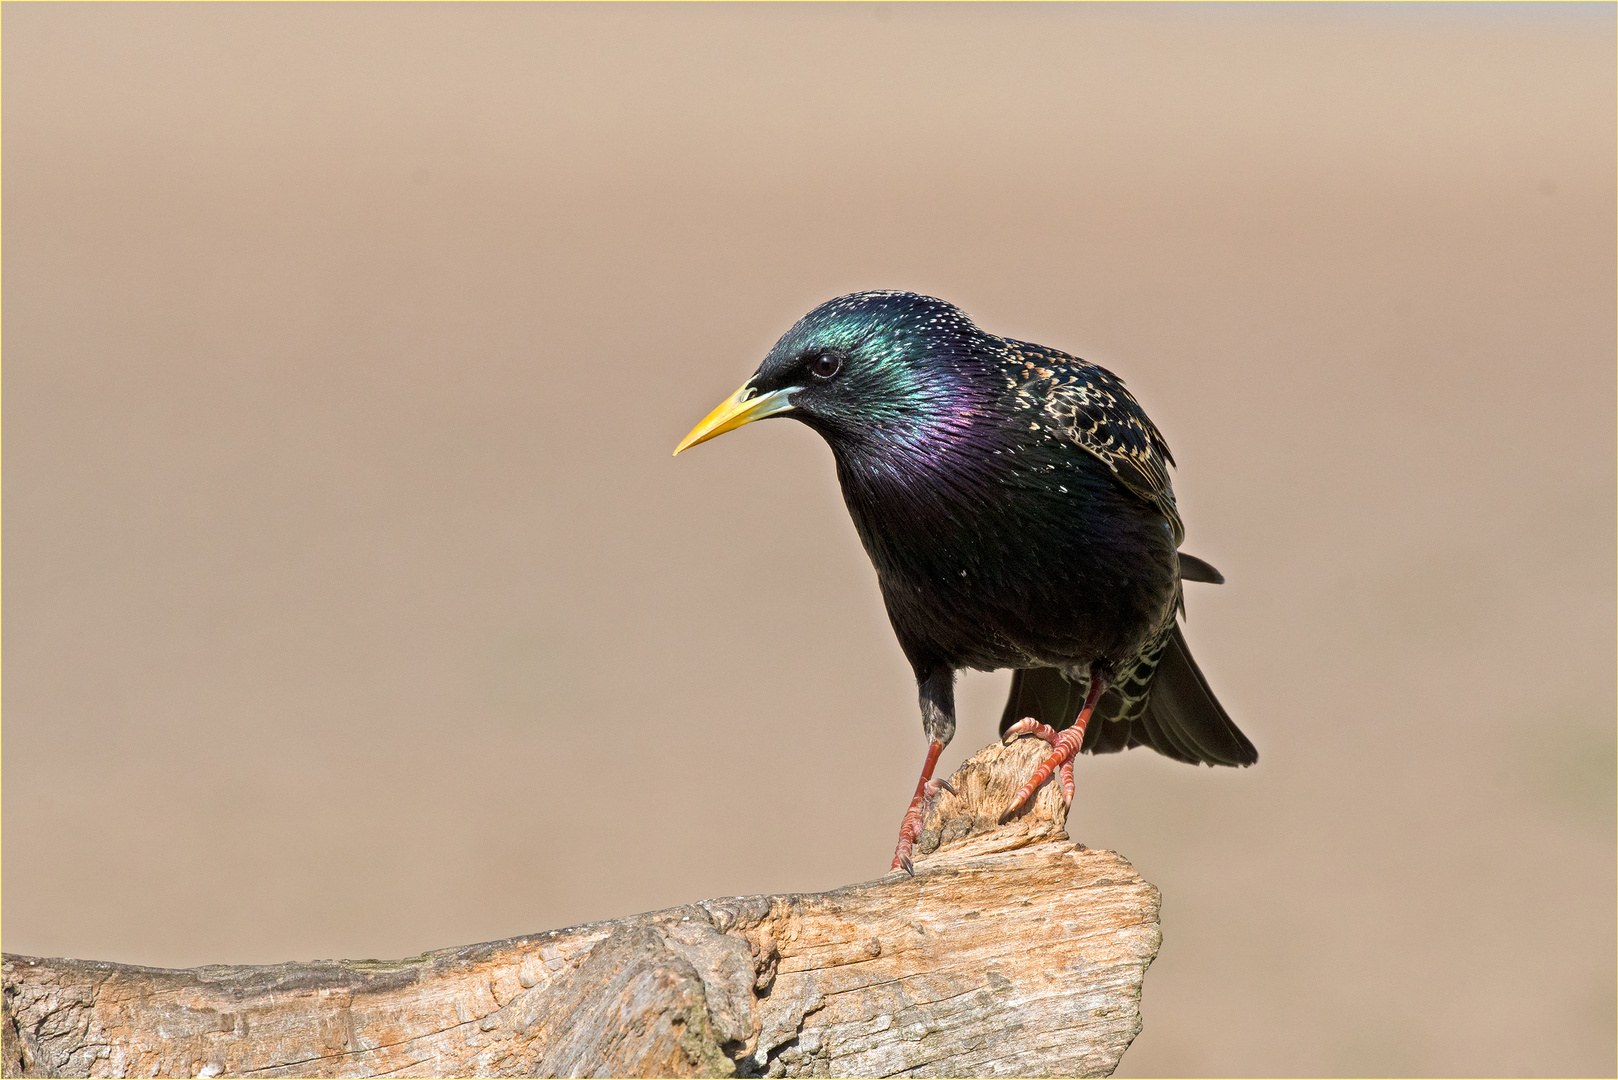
top-left (672, 382), bottom-right (798, 455)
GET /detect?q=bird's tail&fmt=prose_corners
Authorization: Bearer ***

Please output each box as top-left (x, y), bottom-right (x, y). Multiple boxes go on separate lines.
top-left (998, 625), bottom-right (1257, 768)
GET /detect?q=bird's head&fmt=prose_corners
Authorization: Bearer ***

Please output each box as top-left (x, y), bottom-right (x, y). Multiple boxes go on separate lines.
top-left (674, 291), bottom-right (991, 457)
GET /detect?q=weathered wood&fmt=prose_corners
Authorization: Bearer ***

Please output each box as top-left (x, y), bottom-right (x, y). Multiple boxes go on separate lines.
top-left (2, 739), bottom-right (1162, 1079)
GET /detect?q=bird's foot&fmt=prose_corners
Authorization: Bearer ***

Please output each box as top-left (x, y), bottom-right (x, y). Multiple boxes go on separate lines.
top-left (999, 718), bottom-right (1081, 823)
top-left (1001, 717), bottom-right (1077, 804)
top-left (890, 739), bottom-right (953, 876)
top-left (998, 670), bottom-right (1108, 825)
top-left (890, 776), bottom-right (957, 875)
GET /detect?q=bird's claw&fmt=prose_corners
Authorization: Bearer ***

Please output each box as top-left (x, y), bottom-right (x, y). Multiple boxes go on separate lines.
top-left (890, 839), bottom-right (920, 875)
top-left (1003, 716), bottom-right (1060, 745)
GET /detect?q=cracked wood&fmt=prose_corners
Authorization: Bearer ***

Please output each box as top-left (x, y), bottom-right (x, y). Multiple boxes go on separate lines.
top-left (3, 738), bottom-right (1162, 1078)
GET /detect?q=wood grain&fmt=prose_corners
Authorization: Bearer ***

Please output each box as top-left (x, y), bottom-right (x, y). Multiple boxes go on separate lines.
top-left (3, 738), bottom-right (1161, 1078)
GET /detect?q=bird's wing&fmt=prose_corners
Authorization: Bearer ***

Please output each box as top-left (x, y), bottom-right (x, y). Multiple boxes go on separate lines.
top-left (999, 339), bottom-right (1184, 542)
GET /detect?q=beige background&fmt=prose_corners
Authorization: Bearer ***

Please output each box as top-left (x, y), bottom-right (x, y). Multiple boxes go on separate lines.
top-left (4, 4), bottom-right (1613, 1076)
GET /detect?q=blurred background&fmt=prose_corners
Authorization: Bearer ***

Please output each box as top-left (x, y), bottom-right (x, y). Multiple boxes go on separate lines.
top-left (4, 4), bottom-right (1613, 1076)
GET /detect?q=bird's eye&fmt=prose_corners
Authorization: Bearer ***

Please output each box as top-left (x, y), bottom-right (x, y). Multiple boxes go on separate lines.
top-left (809, 353), bottom-right (843, 379)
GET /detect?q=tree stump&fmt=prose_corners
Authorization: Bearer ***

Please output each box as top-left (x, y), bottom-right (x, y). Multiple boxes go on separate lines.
top-left (2, 739), bottom-right (1162, 1078)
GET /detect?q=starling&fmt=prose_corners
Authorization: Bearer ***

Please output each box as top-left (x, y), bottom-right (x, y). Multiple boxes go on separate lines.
top-left (675, 292), bottom-right (1256, 873)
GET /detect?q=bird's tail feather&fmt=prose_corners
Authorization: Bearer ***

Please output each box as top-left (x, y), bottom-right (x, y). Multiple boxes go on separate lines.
top-left (1142, 623), bottom-right (1257, 766)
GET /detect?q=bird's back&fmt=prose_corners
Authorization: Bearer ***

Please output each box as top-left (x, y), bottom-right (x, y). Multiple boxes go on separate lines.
top-left (974, 340), bottom-right (1255, 765)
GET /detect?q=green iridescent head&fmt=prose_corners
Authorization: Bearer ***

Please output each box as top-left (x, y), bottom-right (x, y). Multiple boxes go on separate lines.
top-left (674, 291), bottom-right (996, 457)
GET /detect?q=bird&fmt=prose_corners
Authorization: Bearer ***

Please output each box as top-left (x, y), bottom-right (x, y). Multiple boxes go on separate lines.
top-left (674, 291), bottom-right (1256, 873)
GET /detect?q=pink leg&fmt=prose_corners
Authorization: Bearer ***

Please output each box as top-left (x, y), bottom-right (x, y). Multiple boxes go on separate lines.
top-left (999, 673), bottom-right (1108, 823)
top-left (890, 739), bottom-right (955, 875)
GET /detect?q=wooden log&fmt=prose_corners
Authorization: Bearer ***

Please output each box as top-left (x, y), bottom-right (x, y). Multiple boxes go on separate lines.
top-left (2, 738), bottom-right (1162, 1079)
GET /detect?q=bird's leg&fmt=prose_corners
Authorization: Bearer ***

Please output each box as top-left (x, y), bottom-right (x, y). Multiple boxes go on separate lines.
top-left (1000, 668), bottom-right (1109, 823)
top-left (891, 667), bottom-right (957, 875)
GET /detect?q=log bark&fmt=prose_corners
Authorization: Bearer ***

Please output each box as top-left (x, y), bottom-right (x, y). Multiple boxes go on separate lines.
top-left (2, 739), bottom-right (1161, 1079)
